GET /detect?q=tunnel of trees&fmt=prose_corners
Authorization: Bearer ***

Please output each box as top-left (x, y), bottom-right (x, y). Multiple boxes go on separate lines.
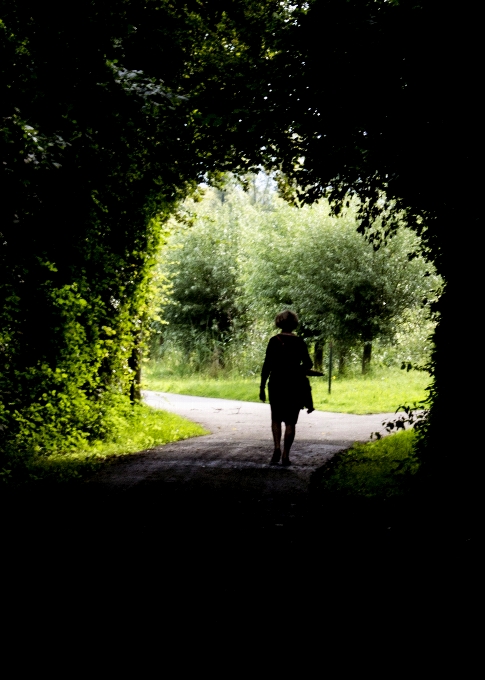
top-left (1, 1), bottom-right (480, 501)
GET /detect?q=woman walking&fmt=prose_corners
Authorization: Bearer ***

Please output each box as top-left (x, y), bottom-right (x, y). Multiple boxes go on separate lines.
top-left (259, 310), bottom-right (314, 466)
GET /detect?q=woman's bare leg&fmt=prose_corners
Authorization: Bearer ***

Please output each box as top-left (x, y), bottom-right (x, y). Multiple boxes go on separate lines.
top-left (271, 420), bottom-right (282, 451)
top-left (270, 421), bottom-right (282, 463)
top-left (282, 424), bottom-right (295, 465)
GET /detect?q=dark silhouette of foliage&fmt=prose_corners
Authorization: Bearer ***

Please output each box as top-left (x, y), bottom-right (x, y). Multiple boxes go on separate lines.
top-left (0, 1), bottom-right (285, 459)
top-left (236, 0), bottom-right (479, 492)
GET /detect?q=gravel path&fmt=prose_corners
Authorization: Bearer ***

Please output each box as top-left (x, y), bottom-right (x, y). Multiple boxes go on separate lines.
top-left (89, 391), bottom-right (395, 500)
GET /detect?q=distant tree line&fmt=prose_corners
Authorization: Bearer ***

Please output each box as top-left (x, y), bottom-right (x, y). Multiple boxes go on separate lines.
top-left (154, 179), bottom-right (440, 376)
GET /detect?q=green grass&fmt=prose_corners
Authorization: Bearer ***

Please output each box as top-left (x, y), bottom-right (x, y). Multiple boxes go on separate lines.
top-left (317, 429), bottom-right (419, 499)
top-left (2, 403), bottom-right (207, 486)
top-left (310, 370), bottom-right (428, 414)
top-left (143, 365), bottom-right (430, 414)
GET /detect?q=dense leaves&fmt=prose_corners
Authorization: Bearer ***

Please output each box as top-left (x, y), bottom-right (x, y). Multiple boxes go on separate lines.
top-left (161, 207), bottom-right (241, 347)
top-left (243, 193), bottom-right (438, 334)
top-left (155, 182), bottom-right (439, 376)
top-left (256, 1), bottom-right (480, 483)
top-left (0, 1), bottom-right (284, 459)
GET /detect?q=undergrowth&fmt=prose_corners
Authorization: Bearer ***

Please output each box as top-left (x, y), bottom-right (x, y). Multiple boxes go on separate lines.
top-left (1, 403), bottom-right (207, 487)
top-left (316, 429), bottom-right (419, 499)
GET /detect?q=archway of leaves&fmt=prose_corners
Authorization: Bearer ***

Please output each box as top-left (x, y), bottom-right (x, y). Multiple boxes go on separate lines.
top-left (1, 1), bottom-right (478, 490)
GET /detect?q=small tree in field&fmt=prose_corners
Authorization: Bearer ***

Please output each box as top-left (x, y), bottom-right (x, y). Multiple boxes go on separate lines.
top-left (239, 197), bottom-right (440, 372)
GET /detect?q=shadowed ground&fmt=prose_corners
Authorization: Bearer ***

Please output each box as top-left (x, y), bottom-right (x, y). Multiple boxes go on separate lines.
top-left (68, 392), bottom-right (404, 572)
top-left (4, 393), bottom-right (476, 608)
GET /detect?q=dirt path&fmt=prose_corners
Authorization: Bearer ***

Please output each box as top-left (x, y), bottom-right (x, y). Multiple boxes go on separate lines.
top-left (70, 392), bottom-right (406, 581)
top-left (88, 391), bottom-right (394, 512)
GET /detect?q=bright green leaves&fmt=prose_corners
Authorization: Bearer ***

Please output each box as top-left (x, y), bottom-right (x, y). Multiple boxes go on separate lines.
top-left (153, 177), bottom-right (441, 376)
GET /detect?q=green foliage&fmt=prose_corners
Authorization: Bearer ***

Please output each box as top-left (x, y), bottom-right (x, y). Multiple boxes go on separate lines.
top-left (144, 365), bottom-right (430, 415)
top-left (235, 0), bottom-right (479, 479)
top-left (152, 180), bottom-right (440, 376)
top-left (0, 2), bottom-right (284, 466)
top-left (239, 193), bottom-right (440, 351)
top-left (317, 430), bottom-right (419, 499)
top-left (2, 403), bottom-right (207, 486)
top-left (154, 187), bottom-right (243, 358)
top-left (1, 0), bottom-right (477, 488)
top-left (0, 212), bottom-right (171, 463)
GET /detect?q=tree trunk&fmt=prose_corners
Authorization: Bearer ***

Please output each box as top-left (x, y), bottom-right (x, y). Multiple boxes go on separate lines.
top-left (129, 343), bottom-right (142, 402)
top-left (314, 340), bottom-right (324, 370)
top-left (362, 342), bottom-right (372, 374)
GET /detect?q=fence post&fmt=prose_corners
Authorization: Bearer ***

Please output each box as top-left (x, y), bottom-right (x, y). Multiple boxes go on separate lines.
top-left (328, 341), bottom-right (333, 394)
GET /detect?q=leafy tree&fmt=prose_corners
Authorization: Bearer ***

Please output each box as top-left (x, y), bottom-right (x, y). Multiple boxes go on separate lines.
top-left (237, 0), bottom-right (480, 486)
top-left (156, 189), bottom-right (243, 367)
top-left (239, 195), bottom-right (439, 372)
top-left (287, 205), bottom-right (439, 372)
top-left (0, 1), bottom-right (285, 459)
top-left (153, 177), bottom-right (287, 374)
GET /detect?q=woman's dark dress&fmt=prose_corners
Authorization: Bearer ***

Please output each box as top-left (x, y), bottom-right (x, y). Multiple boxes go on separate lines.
top-left (260, 334), bottom-right (313, 424)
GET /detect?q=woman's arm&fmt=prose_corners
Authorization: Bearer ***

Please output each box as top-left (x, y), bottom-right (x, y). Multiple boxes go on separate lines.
top-left (260, 339), bottom-right (274, 401)
top-left (260, 344), bottom-right (272, 388)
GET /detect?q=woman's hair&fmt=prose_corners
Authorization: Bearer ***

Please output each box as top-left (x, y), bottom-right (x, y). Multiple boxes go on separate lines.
top-left (275, 310), bottom-right (299, 332)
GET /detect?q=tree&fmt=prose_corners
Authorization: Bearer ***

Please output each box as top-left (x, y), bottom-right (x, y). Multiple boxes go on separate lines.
top-left (288, 205), bottom-right (439, 372)
top-left (219, 0), bottom-right (480, 493)
top-left (157, 188), bottom-right (243, 368)
top-left (239, 195), bottom-right (439, 372)
top-left (0, 1), bottom-right (285, 457)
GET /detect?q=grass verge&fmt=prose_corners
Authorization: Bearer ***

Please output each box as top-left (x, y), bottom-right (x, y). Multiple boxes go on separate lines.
top-left (143, 365), bottom-right (430, 414)
top-left (315, 429), bottom-right (419, 499)
top-left (2, 403), bottom-right (207, 486)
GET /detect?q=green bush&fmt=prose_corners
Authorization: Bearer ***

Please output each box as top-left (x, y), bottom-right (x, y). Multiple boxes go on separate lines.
top-left (1, 402), bottom-right (207, 486)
